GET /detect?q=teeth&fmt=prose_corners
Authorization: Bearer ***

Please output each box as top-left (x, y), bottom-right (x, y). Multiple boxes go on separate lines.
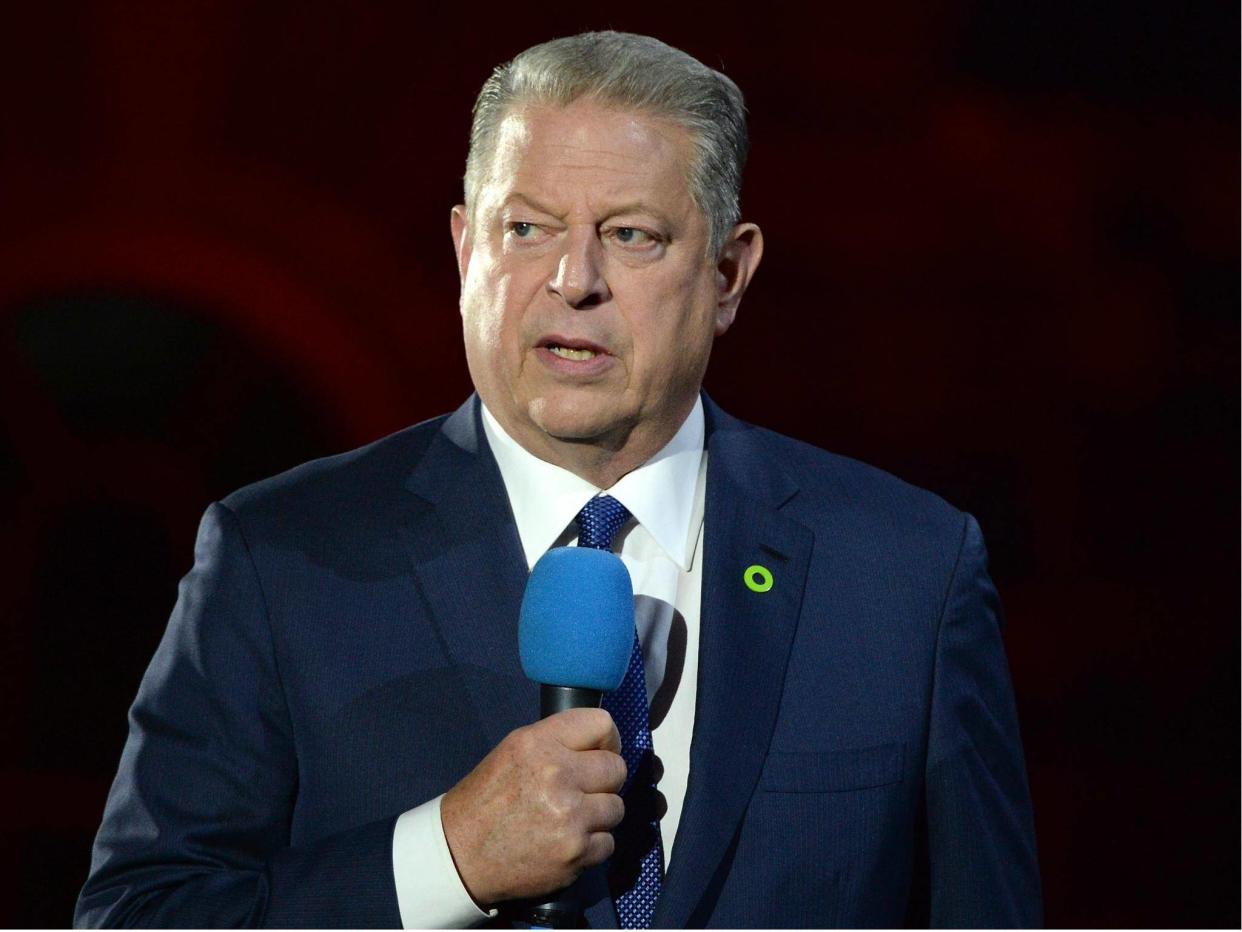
top-left (549, 345), bottom-right (598, 361)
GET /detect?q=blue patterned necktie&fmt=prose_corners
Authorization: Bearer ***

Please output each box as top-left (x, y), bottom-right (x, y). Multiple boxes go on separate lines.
top-left (574, 495), bottom-right (664, 929)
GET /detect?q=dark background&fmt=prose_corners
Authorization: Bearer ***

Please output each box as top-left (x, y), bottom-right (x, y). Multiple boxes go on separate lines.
top-left (1, 2), bottom-right (1237, 926)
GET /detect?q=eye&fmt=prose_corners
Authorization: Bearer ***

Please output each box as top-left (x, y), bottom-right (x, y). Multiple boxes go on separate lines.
top-left (607, 226), bottom-right (664, 249)
top-left (509, 221), bottom-right (538, 238)
top-left (612, 227), bottom-right (652, 245)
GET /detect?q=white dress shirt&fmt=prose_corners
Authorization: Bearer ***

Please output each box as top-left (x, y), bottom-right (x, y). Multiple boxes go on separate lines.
top-left (392, 400), bottom-right (707, 928)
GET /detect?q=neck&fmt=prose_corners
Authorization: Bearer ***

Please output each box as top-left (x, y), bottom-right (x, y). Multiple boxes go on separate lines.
top-left (495, 399), bottom-right (696, 489)
top-left (529, 433), bottom-right (655, 490)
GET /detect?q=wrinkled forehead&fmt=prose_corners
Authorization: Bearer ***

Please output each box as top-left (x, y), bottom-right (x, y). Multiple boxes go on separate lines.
top-left (477, 102), bottom-right (699, 216)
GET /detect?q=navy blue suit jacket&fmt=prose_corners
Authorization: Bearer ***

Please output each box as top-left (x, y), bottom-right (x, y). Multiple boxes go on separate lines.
top-left (76, 395), bottom-right (1041, 927)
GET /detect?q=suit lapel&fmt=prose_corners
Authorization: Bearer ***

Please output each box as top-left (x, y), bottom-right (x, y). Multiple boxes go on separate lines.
top-left (654, 399), bottom-right (813, 928)
top-left (398, 396), bottom-right (537, 755)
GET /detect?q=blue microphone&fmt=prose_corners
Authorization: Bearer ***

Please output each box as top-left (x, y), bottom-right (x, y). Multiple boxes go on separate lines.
top-left (519, 546), bottom-right (634, 716)
top-left (517, 546), bottom-right (634, 928)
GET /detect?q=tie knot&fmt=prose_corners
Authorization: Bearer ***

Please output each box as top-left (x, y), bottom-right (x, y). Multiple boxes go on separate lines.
top-left (575, 495), bottom-right (632, 551)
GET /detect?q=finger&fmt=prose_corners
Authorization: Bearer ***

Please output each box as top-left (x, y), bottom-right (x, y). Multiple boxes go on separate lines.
top-left (579, 792), bottom-right (626, 832)
top-left (602, 717), bottom-right (622, 756)
top-left (548, 707), bottom-right (621, 753)
top-left (574, 748), bottom-right (627, 794)
top-left (581, 829), bottom-right (617, 868)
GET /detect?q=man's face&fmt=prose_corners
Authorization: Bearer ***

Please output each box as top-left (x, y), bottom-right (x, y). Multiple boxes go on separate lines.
top-left (452, 99), bottom-right (756, 464)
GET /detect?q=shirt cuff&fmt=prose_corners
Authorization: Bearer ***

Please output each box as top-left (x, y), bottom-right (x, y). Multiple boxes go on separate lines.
top-left (392, 794), bottom-right (498, 928)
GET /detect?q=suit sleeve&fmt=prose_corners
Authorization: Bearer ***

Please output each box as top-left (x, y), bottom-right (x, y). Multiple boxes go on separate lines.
top-left (924, 514), bottom-right (1043, 927)
top-left (74, 502), bottom-right (403, 928)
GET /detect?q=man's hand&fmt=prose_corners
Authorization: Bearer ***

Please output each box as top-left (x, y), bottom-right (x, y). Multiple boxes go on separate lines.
top-left (440, 707), bottom-right (627, 907)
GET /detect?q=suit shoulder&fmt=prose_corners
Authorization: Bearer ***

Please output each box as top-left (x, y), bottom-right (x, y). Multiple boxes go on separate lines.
top-left (749, 425), bottom-right (967, 543)
top-left (218, 412), bottom-right (449, 521)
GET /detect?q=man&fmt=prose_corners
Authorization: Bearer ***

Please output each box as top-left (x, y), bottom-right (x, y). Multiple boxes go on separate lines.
top-left (76, 32), bottom-right (1042, 928)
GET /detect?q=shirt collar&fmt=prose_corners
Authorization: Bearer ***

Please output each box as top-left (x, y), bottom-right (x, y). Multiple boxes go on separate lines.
top-left (480, 398), bottom-right (705, 572)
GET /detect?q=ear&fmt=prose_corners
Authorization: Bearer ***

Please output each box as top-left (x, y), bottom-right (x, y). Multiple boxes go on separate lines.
top-left (713, 223), bottom-right (764, 336)
top-left (450, 205), bottom-right (472, 288)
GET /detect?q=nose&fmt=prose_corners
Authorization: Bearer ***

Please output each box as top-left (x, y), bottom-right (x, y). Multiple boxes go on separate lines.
top-left (548, 226), bottom-right (611, 309)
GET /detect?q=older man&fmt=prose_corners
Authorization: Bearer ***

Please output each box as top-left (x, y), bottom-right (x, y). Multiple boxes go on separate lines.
top-left (76, 32), bottom-right (1041, 928)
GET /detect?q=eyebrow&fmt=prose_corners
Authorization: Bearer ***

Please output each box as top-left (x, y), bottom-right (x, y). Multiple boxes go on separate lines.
top-left (501, 193), bottom-right (560, 217)
top-left (600, 202), bottom-right (675, 227)
top-left (501, 193), bottom-right (675, 228)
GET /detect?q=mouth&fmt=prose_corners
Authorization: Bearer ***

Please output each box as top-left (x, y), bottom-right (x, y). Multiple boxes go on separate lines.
top-left (538, 335), bottom-right (610, 361)
top-left (534, 334), bottom-right (617, 378)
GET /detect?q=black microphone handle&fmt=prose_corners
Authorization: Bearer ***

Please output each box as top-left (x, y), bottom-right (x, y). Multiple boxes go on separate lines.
top-left (521, 684), bottom-right (604, 929)
top-left (540, 684), bottom-right (603, 718)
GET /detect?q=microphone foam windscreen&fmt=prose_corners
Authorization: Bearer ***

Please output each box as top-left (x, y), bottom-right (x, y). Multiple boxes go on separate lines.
top-left (519, 546), bottom-right (634, 691)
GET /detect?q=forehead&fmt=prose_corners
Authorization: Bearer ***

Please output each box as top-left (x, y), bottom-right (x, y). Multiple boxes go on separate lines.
top-left (481, 101), bottom-right (697, 215)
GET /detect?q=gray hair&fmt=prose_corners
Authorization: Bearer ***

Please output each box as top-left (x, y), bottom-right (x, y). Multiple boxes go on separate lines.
top-left (464, 31), bottom-right (748, 257)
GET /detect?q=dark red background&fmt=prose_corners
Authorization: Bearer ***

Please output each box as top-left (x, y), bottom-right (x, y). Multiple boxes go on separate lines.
top-left (1, 2), bottom-right (1237, 926)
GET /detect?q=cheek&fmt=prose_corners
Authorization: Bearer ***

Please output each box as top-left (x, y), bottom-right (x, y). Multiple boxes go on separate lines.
top-left (462, 264), bottom-right (517, 356)
top-left (635, 278), bottom-right (716, 378)
top-left (462, 247), bottom-right (558, 355)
